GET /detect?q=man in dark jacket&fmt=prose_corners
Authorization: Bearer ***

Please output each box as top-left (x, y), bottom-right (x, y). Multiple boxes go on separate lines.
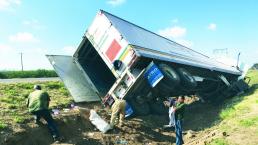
top-left (27, 85), bottom-right (60, 141)
top-left (173, 96), bottom-right (186, 145)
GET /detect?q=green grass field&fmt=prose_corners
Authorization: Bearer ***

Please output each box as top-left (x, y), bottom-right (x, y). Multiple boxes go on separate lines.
top-left (209, 69), bottom-right (258, 145)
top-left (0, 69), bottom-right (57, 79)
top-left (0, 81), bottom-right (73, 129)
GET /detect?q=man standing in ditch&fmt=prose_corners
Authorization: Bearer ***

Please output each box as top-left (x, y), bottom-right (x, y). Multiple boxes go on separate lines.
top-left (163, 97), bottom-right (176, 128)
top-left (27, 85), bottom-right (61, 142)
top-left (110, 98), bottom-right (126, 129)
top-left (173, 95), bottom-right (186, 145)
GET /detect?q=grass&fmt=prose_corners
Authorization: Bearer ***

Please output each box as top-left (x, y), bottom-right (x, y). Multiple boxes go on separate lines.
top-left (0, 121), bottom-right (8, 130)
top-left (246, 69), bottom-right (258, 86)
top-left (219, 70), bottom-right (258, 119)
top-left (239, 116), bottom-right (258, 127)
top-left (0, 81), bottom-right (73, 128)
top-left (208, 138), bottom-right (229, 145)
top-left (0, 69), bottom-right (57, 79)
top-left (14, 116), bottom-right (26, 124)
top-left (217, 69), bottom-right (258, 144)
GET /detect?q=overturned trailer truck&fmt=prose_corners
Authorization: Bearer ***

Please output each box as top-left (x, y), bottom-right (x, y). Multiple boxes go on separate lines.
top-left (47, 10), bottom-right (248, 115)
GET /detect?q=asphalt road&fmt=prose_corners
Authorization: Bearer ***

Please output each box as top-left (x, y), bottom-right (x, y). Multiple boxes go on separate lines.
top-left (0, 77), bottom-right (60, 84)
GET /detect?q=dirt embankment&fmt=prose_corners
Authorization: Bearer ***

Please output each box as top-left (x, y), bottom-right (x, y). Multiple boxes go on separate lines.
top-left (1, 99), bottom-right (229, 145)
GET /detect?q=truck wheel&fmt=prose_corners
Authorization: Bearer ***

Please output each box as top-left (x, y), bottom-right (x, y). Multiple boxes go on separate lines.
top-left (129, 98), bottom-right (150, 116)
top-left (177, 68), bottom-right (197, 89)
top-left (157, 82), bottom-right (173, 97)
top-left (158, 63), bottom-right (180, 87)
top-left (135, 95), bottom-right (145, 104)
top-left (149, 98), bottom-right (167, 115)
top-left (145, 91), bottom-right (155, 102)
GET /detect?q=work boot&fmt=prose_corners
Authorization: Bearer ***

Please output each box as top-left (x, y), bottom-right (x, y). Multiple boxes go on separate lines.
top-left (163, 124), bottom-right (173, 128)
top-left (52, 135), bottom-right (63, 143)
top-left (34, 120), bottom-right (43, 126)
top-left (118, 123), bottom-right (123, 128)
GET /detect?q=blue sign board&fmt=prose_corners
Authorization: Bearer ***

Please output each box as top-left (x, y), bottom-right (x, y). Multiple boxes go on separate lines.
top-left (125, 102), bottom-right (133, 118)
top-left (144, 62), bottom-right (164, 87)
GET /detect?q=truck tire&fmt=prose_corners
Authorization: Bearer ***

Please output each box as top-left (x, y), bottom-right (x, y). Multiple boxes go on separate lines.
top-left (177, 68), bottom-right (197, 89)
top-left (149, 98), bottom-right (167, 115)
top-left (129, 98), bottom-right (150, 116)
top-left (157, 82), bottom-right (172, 97)
top-left (158, 63), bottom-right (180, 87)
top-left (135, 95), bottom-right (145, 104)
top-left (145, 91), bottom-right (155, 102)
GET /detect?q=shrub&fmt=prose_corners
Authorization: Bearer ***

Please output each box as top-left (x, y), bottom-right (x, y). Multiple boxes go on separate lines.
top-left (0, 69), bottom-right (57, 79)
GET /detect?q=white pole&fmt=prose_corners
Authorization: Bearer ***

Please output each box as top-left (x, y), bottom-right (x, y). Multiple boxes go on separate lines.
top-left (20, 52), bottom-right (24, 71)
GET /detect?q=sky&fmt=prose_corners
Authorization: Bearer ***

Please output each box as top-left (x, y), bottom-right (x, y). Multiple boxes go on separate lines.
top-left (0, 0), bottom-right (257, 70)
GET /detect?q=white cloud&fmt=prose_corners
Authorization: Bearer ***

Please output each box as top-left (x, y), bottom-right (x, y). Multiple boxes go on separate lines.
top-left (63, 46), bottom-right (77, 55)
top-left (107, 0), bottom-right (126, 6)
top-left (0, 0), bottom-right (21, 11)
top-left (208, 23), bottom-right (217, 31)
top-left (158, 25), bottom-right (193, 48)
top-left (9, 32), bottom-right (39, 43)
top-left (158, 26), bottom-right (186, 38)
top-left (22, 19), bottom-right (45, 30)
top-left (0, 43), bottom-right (14, 53)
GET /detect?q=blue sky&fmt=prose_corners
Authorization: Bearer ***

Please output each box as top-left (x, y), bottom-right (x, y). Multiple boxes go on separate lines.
top-left (0, 0), bottom-right (257, 70)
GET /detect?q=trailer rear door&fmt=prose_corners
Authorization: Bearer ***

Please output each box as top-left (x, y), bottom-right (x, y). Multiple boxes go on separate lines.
top-left (46, 55), bottom-right (100, 102)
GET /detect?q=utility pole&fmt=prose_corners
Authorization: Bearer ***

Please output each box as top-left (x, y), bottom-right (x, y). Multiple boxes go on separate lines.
top-left (236, 52), bottom-right (241, 70)
top-left (20, 52), bottom-right (24, 71)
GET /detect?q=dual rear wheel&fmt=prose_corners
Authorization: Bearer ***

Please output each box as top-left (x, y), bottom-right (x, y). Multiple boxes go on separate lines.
top-left (157, 63), bottom-right (197, 97)
top-left (129, 63), bottom-right (197, 116)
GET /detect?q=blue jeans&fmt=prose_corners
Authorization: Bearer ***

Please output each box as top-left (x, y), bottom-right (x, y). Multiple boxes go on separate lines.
top-left (175, 119), bottom-right (184, 145)
top-left (32, 109), bottom-right (60, 138)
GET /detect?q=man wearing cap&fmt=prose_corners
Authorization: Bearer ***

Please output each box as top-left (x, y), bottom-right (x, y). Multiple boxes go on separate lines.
top-left (27, 85), bottom-right (60, 142)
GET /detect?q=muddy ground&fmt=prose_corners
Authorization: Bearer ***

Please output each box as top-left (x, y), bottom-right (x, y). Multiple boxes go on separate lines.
top-left (0, 98), bottom-right (228, 145)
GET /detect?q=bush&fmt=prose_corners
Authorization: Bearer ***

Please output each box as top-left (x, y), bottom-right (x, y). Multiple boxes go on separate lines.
top-left (0, 69), bottom-right (57, 79)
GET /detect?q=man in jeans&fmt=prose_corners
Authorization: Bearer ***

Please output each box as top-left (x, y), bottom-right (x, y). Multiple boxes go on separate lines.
top-left (27, 85), bottom-right (60, 142)
top-left (173, 96), bottom-right (186, 145)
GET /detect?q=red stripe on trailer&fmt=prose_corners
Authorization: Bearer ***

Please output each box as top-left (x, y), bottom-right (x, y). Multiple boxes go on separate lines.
top-left (105, 39), bottom-right (121, 62)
